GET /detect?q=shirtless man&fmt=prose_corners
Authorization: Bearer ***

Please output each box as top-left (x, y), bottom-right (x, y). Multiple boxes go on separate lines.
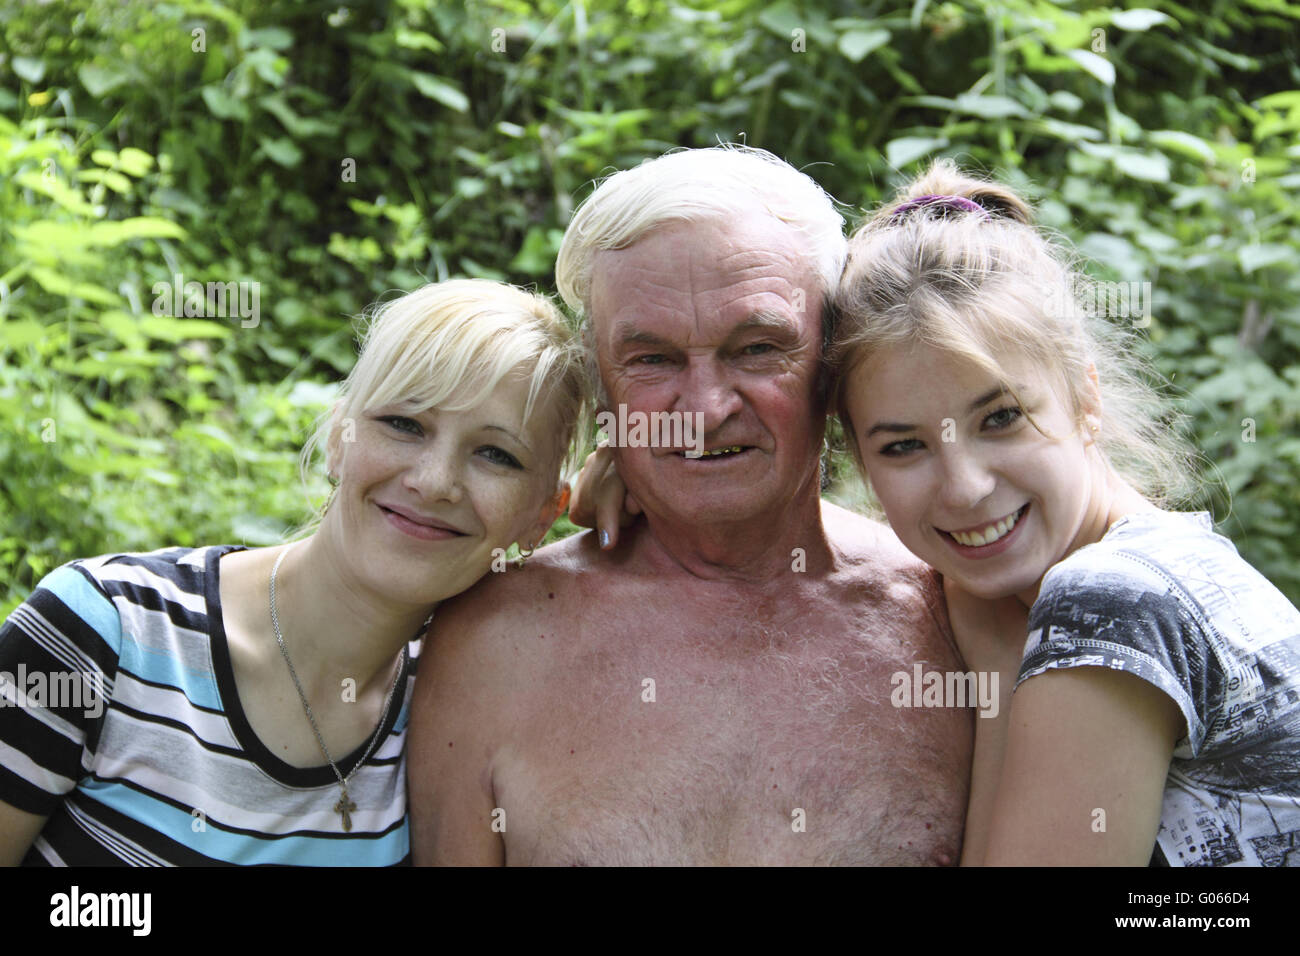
top-left (408, 146), bottom-right (972, 865)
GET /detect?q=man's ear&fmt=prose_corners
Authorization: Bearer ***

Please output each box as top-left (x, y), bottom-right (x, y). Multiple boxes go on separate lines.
top-left (523, 483), bottom-right (571, 551)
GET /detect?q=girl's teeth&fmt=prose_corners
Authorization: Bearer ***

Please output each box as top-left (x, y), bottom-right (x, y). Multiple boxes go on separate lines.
top-left (952, 509), bottom-right (1021, 547)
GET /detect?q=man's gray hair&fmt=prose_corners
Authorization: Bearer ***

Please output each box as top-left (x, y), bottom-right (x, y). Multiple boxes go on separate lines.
top-left (556, 144), bottom-right (847, 317)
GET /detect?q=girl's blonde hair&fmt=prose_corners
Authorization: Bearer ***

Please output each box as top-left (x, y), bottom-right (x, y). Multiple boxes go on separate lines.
top-left (830, 159), bottom-right (1197, 506)
top-left (300, 279), bottom-right (590, 527)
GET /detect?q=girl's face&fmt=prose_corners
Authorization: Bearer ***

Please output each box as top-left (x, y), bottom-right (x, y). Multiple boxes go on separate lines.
top-left (322, 372), bottom-right (565, 609)
top-left (844, 342), bottom-right (1102, 603)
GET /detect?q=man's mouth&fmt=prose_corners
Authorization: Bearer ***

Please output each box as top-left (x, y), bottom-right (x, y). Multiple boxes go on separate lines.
top-left (681, 445), bottom-right (752, 460)
top-left (941, 503), bottom-right (1030, 548)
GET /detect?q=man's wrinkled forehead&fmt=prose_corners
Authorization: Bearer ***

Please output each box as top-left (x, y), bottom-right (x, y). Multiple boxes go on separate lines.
top-left (587, 215), bottom-right (821, 335)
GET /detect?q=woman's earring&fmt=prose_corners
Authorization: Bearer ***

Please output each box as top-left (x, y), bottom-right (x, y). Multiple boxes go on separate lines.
top-left (327, 471), bottom-right (339, 487)
top-left (515, 542), bottom-right (535, 568)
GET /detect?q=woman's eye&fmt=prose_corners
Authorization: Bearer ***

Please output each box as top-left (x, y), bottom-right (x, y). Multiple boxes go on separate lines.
top-left (741, 343), bottom-right (774, 356)
top-left (479, 446), bottom-right (523, 469)
top-left (880, 438), bottom-right (923, 457)
top-left (635, 354), bottom-right (667, 365)
top-left (380, 415), bottom-right (422, 435)
top-left (983, 406), bottom-right (1023, 430)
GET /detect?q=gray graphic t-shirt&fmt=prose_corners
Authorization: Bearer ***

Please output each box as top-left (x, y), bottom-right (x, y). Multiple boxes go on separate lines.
top-left (1017, 511), bottom-right (1300, 866)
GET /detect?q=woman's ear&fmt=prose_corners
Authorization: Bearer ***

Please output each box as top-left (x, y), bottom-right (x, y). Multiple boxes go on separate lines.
top-left (522, 483), bottom-right (571, 552)
top-left (1080, 364), bottom-right (1103, 441)
top-left (324, 400), bottom-right (348, 478)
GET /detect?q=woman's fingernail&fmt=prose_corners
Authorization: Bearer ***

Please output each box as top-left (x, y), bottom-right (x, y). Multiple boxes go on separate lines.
top-left (600, 530), bottom-right (610, 549)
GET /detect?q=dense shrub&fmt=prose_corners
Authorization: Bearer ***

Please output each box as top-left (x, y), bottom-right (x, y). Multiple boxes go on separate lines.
top-left (2, 0), bottom-right (1298, 614)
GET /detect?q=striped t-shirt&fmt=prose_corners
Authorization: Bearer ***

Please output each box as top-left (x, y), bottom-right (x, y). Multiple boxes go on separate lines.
top-left (0, 546), bottom-right (419, 865)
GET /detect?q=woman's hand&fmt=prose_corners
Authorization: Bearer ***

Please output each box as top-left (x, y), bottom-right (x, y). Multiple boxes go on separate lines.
top-left (567, 444), bottom-right (642, 549)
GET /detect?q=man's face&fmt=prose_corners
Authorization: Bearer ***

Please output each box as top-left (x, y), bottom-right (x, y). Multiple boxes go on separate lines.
top-left (589, 212), bottom-right (824, 528)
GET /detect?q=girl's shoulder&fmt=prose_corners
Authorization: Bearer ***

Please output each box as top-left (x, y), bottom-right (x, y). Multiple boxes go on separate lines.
top-left (24, 545), bottom-right (246, 654)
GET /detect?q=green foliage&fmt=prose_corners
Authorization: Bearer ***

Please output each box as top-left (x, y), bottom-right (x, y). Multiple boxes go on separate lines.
top-left (1, 0), bottom-right (1298, 613)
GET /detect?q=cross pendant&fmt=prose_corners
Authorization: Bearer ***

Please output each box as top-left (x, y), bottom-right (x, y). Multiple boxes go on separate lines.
top-left (335, 789), bottom-right (357, 832)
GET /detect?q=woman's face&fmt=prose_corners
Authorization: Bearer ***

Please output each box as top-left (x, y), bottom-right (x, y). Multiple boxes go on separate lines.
top-left (322, 372), bottom-right (564, 608)
top-left (844, 342), bottom-right (1100, 602)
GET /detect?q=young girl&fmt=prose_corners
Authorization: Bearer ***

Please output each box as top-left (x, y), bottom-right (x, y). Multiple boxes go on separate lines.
top-left (573, 162), bottom-right (1300, 866)
top-left (838, 161), bottom-right (1300, 866)
top-left (0, 279), bottom-right (587, 865)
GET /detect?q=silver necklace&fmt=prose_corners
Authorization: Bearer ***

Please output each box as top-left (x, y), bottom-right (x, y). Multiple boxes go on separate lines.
top-left (269, 545), bottom-right (407, 832)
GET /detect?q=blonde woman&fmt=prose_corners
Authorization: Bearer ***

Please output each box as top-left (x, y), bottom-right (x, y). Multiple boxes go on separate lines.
top-left (0, 279), bottom-right (587, 865)
top-left (574, 163), bottom-right (1300, 866)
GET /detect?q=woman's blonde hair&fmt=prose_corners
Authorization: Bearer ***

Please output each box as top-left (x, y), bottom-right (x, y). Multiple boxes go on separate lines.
top-left (300, 279), bottom-right (590, 525)
top-left (830, 159), bottom-right (1198, 506)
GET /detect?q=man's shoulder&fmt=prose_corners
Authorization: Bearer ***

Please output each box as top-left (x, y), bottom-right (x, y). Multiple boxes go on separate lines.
top-left (429, 531), bottom-right (596, 638)
top-left (820, 500), bottom-right (933, 574)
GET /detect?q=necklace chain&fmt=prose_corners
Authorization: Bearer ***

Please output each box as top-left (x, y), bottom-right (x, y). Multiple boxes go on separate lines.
top-left (269, 544), bottom-right (407, 831)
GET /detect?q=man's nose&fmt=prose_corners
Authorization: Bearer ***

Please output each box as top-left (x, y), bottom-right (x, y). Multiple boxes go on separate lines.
top-left (677, 357), bottom-right (743, 431)
top-left (936, 446), bottom-right (996, 512)
top-left (407, 442), bottom-right (465, 504)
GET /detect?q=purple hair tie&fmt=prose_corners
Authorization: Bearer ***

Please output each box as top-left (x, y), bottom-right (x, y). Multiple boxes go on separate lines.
top-left (891, 194), bottom-right (990, 221)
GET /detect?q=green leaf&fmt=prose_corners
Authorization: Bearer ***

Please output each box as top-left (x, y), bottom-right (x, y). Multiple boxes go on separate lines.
top-left (1111, 9), bottom-right (1174, 31)
top-left (1065, 49), bottom-right (1115, 86)
top-left (77, 169), bottom-right (133, 194)
top-left (1149, 130), bottom-right (1216, 163)
top-left (27, 267), bottom-right (120, 305)
top-left (201, 86), bottom-right (250, 121)
top-left (0, 319), bottom-right (47, 349)
top-left (88, 218), bottom-right (187, 245)
top-left (240, 27), bottom-right (294, 50)
top-left (138, 316), bottom-right (233, 341)
top-left (1113, 150), bottom-right (1170, 182)
top-left (838, 29), bottom-right (890, 62)
top-left (78, 63), bottom-right (131, 97)
top-left (409, 72), bottom-right (470, 112)
top-left (885, 136), bottom-right (948, 168)
top-left (258, 136), bottom-right (303, 168)
top-left (394, 28), bottom-right (443, 53)
top-left (12, 56), bottom-right (46, 84)
top-left (1239, 244), bottom-right (1292, 274)
top-left (116, 148), bottom-right (154, 177)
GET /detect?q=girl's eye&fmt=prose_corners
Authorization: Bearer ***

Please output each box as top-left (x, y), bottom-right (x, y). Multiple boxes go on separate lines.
top-left (380, 415), bottom-right (422, 435)
top-left (983, 405), bottom-right (1023, 430)
top-left (479, 446), bottom-right (523, 469)
top-left (879, 437), bottom-right (924, 457)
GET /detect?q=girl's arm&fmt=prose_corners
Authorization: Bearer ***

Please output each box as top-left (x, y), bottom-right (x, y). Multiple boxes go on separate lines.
top-left (0, 802), bottom-right (47, 866)
top-left (980, 666), bottom-right (1182, 866)
top-left (942, 579), bottom-right (1027, 866)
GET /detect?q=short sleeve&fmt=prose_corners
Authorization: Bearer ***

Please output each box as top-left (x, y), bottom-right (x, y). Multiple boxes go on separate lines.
top-left (0, 563), bottom-right (122, 815)
top-left (1017, 556), bottom-right (1221, 756)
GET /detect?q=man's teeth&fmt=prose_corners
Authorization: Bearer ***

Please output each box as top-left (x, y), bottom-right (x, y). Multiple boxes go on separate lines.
top-left (951, 509), bottom-right (1023, 547)
top-left (695, 446), bottom-right (744, 457)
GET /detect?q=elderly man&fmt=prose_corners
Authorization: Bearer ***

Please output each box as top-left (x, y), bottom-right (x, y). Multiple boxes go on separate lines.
top-left (408, 146), bottom-right (971, 865)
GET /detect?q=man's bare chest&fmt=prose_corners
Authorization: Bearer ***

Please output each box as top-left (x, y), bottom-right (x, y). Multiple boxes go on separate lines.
top-left (491, 608), bottom-right (971, 864)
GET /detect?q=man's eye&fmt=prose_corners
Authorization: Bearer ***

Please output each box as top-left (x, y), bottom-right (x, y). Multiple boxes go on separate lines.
top-left (635, 354), bottom-right (667, 365)
top-left (741, 343), bottom-right (775, 356)
top-left (479, 446), bottom-right (523, 469)
top-left (380, 415), bottom-right (422, 435)
top-left (880, 438), bottom-right (923, 457)
top-left (983, 406), bottom-right (1023, 430)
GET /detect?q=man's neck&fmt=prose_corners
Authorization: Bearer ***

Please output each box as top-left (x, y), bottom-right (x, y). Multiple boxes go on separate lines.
top-left (631, 475), bottom-right (833, 584)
